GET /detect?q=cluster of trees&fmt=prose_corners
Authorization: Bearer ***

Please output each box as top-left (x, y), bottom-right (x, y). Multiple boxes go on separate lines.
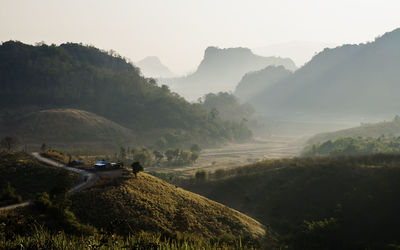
top-left (303, 136), bottom-right (400, 157)
top-left (0, 41), bottom-right (253, 147)
top-left (183, 154), bottom-right (400, 249)
top-left (117, 144), bottom-right (201, 167)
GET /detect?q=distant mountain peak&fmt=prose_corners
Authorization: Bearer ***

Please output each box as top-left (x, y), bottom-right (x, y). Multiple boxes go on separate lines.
top-left (138, 56), bottom-right (162, 64)
top-left (204, 46), bottom-right (253, 58)
top-left (135, 56), bottom-right (176, 78)
top-left (163, 46), bottom-right (297, 100)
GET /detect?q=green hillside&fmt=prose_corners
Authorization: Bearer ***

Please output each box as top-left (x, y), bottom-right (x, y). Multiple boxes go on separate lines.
top-left (307, 117), bottom-right (400, 145)
top-left (303, 136), bottom-right (400, 157)
top-left (183, 155), bottom-right (400, 249)
top-left (0, 41), bottom-right (251, 148)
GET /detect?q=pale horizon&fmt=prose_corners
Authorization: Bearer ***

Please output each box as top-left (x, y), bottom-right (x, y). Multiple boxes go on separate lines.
top-left (1, 0), bottom-right (399, 74)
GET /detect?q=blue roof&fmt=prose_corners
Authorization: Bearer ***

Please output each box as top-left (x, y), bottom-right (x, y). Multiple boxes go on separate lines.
top-left (95, 161), bottom-right (108, 166)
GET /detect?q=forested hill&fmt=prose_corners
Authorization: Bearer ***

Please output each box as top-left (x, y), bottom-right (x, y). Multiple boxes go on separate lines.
top-left (0, 41), bottom-right (252, 147)
top-left (163, 46), bottom-right (296, 100)
top-left (234, 65), bottom-right (292, 102)
top-left (250, 28), bottom-right (400, 119)
top-left (307, 116), bottom-right (400, 145)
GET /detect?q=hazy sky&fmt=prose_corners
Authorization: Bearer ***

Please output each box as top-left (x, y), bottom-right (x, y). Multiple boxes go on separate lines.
top-left (1, 0), bottom-right (399, 74)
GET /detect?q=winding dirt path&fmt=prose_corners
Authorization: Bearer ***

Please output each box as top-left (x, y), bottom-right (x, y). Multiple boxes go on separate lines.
top-left (0, 153), bottom-right (100, 212)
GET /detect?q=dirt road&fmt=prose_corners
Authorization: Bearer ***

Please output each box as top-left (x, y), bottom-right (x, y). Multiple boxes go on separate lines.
top-left (31, 152), bottom-right (99, 192)
top-left (0, 153), bottom-right (100, 212)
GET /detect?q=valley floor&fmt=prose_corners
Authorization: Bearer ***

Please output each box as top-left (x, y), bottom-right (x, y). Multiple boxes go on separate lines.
top-left (147, 135), bottom-right (305, 177)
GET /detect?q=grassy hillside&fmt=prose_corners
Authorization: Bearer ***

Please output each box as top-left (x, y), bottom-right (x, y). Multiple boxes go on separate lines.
top-left (307, 117), bottom-right (400, 145)
top-left (0, 152), bottom-right (268, 249)
top-left (71, 173), bottom-right (266, 242)
top-left (0, 151), bottom-right (78, 203)
top-left (183, 155), bottom-right (400, 249)
top-left (0, 41), bottom-right (252, 148)
top-left (5, 108), bottom-right (137, 149)
top-left (0, 228), bottom-right (257, 249)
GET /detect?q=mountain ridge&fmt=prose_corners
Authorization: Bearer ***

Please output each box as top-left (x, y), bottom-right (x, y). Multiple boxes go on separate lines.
top-left (249, 28), bottom-right (400, 120)
top-left (163, 46), bottom-right (297, 100)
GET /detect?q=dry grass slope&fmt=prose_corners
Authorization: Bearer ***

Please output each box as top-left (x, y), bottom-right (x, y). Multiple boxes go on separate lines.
top-left (71, 173), bottom-right (265, 241)
top-left (9, 108), bottom-right (136, 147)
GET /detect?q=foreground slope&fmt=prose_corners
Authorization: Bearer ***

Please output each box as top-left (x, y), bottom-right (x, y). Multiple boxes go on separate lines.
top-left (251, 28), bottom-right (400, 119)
top-left (164, 46), bottom-right (296, 100)
top-left (183, 155), bottom-right (400, 249)
top-left (71, 173), bottom-right (265, 240)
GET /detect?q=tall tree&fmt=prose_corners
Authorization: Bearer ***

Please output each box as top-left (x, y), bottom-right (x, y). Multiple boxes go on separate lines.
top-left (0, 136), bottom-right (18, 151)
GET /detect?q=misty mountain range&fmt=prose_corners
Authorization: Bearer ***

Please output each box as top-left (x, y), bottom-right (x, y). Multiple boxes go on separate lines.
top-left (161, 46), bottom-right (297, 100)
top-left (243, 28), bottom-right (400, 121)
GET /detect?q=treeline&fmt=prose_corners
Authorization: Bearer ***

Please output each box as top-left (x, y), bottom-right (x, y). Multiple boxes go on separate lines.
top-left (307, 115), bottom-right (400, 145)
top-left (109, 144), bottom-right (202, 167)
top-left (182, 154), bottom-right (400, 249)
top-left (303, 135), bottom-right (400, 157)
top-left (0, 41), bottom-right (252, 147)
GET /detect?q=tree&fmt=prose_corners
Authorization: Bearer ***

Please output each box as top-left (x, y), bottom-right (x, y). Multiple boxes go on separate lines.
top-left (41, 143), bottom-right (47, 152)
top-left (190, 152), bottom-right (199, 163)
top-left (120, 146), bottom-right (126, 159)
top-left (173, 148), bottom-right (181, 160)
top-left (180, 151), bottom-right (191, 163)
top-left (0, 136), bottom-right (18, 151)
top-left (190, 144), bottom-right (201, 153)
top-left (133, 149), bottom-right (152, 167)
top-left (195, 169), bottom-right (207, 181)
top-left (153, 150), bottom-right (164, 162)
top-left (209, 108), bottom-right (219, 121)
top-left (165, 149), bottom-right (175, 162)
top-left (131, 162), bottom-right (143, 178)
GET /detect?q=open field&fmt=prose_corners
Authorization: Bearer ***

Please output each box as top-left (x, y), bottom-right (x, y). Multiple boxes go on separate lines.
top-left (147, 135), bottom-right (306, 177)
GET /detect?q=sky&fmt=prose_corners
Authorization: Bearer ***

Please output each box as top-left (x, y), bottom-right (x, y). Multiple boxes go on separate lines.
top-left (1, 0), bottom-right (399, 74)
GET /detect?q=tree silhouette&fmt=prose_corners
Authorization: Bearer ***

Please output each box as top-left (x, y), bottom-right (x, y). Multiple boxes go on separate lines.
top-left (0, 136), bottom-right (18, 151)
top-left (131, 161), bottom-right (143, 178)
top-left (40, 143), bottom-right (47, 152)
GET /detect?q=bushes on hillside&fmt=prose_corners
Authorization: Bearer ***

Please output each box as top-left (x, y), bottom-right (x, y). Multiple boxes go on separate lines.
top-left (0, 182), bottom-right (22, 206)
top-left (303, 136), bottom-right (400, 157)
